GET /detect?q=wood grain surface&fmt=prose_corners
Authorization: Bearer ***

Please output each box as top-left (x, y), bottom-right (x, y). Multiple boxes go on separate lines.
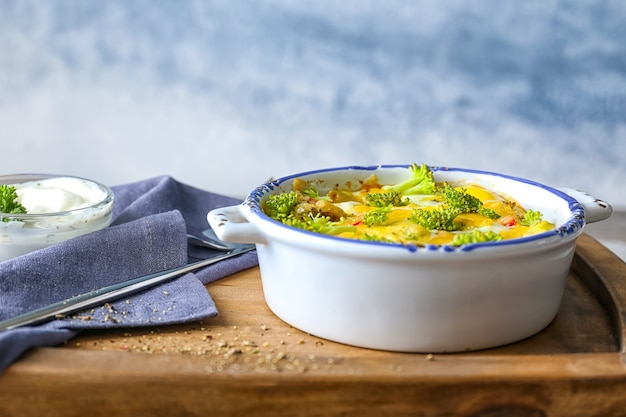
top-left (1, 233), bottom-right (626, 417)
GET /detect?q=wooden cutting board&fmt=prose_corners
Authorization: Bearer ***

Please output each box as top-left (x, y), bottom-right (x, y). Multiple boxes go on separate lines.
top-left (1, 233), bottom-right (626, 417)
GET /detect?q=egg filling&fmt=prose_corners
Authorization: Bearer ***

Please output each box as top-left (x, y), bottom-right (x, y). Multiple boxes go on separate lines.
top-left (263, 165), bottom-right (555, 246)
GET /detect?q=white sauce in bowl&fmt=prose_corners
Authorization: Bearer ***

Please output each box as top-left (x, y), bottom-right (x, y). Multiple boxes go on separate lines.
top-left (14, 177), bottom-right (108, 213)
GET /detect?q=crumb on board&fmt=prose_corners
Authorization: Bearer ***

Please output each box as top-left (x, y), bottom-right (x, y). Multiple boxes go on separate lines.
top-left (67, 322), bottom-right (347, 374)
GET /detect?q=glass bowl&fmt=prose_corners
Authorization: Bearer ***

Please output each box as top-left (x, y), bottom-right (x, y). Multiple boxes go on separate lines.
top-left (0, 174), bottom-right (114, 262)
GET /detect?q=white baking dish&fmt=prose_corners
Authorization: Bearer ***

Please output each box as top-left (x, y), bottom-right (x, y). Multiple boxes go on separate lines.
top-left (208, 165), bottom-right (612, 352)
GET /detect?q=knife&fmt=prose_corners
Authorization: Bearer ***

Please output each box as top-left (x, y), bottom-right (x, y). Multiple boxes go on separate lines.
top-left (0, 245), bottom-right (255, 331)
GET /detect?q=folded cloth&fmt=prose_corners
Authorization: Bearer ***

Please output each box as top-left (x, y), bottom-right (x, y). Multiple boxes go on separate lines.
top-left (0, 176), bottom-right (258, 373)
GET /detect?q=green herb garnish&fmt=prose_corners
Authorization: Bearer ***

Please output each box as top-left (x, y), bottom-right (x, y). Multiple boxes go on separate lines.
top-left (0, 185), bottom-right (27, 221)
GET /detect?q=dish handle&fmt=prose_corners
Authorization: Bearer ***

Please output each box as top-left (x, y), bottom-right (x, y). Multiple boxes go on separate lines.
top-left (557, 187), bottom-right (613, 224)
top-left (207, 205), bottom-right (268, 245)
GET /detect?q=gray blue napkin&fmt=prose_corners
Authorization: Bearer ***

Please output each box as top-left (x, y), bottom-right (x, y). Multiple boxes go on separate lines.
top-left (0, 176), bottom-right (258, 373)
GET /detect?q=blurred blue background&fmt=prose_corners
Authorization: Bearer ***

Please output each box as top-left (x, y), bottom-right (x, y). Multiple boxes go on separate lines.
top-left (1, 1), bottom-right (625, 256)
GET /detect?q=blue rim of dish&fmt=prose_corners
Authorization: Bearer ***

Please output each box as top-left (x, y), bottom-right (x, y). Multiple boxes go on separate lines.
top-left (243, 164), bottom-right (586, 253)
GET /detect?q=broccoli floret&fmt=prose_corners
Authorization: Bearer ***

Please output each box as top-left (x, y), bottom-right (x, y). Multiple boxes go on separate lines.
top-left (440, 184), bottom-right (499, 219)
top-left (301, 188), bottom-right (319, 199)
top-left (264, 191), bottom-right (302, 221)
top-left (0, 185), bottom-right (27, 221)
top-left (410, 207), bottom-right (460, 231)
top-left (383, 163), bottom-right (437, 195)
top-left (477, 207), bottom-right (500, 220)
top-left (365, 191), bottom-right (409, 207)
top-left (301, 186), bottom-right (332, 202)
top-left (521, 209), bottom-right (544, 226)
top-left (440, 184), bottom-right (481, 212)
top-left (284, 214), bottom-right (356, 236)
top-left (451, 230), bottom-right (503, 246)
top-left (409, 184), bottom-right (503, 231)
top-left (363, 206), bottom-right (392, 226)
